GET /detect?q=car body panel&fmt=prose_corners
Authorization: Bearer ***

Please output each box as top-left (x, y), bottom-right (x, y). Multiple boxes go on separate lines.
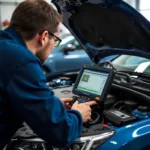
top-left (99, 119), bottom-right (150, 150)
top-left (52, 0), bottom-right (150, 63)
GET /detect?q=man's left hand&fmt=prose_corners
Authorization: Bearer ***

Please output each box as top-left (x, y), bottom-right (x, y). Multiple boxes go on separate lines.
top-left (60, 98), bottom-right (72, 110)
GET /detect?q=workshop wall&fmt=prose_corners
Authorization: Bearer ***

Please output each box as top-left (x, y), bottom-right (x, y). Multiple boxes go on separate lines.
top-left (0, 0), bottom-right (150, 30)
top-left (0, 0), bottom-right (50, 30)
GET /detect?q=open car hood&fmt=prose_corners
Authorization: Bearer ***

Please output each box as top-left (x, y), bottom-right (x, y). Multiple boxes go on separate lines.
top-left (52, 0), bottom-right (150, 63)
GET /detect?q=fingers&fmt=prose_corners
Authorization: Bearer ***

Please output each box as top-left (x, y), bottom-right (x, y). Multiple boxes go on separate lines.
top-left (72, 101), bottom-right (95, 109)
top-left (60, 98), bottom-right (72, 103)
top-left (85, 101), bottom-right (97, 106)
top-left (65, 103), bottom-right (71, 110)
top-left (74, 101), bottom-right (79, 104)
top-left (84, 111), bottom-right (92, 122)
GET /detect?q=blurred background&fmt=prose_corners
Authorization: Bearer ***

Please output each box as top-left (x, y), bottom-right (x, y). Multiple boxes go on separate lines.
top-left (0, 0), bottom-right (150, 33)
top-left (0, 0), bottom-right (70, 38)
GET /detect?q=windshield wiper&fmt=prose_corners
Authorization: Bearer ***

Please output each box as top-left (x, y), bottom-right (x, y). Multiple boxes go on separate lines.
top-left (101, 61), bottom-right (150, 83)
top-left (118, 70), bottom-right (150, 78)
top-left (117, 70), bottom-right (150, 84)
top-left (116, 71), bottom-right (134, 84)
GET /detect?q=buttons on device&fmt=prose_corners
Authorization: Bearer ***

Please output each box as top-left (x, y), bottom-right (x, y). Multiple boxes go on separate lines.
top-left (95, 97), bottom-right (100, 101)
top-left (69, 96), bottom-right (92, 106)
top-left (69, 95), bottom-right (100, 106)
top-left (78, 96), bottom-right (91, 103)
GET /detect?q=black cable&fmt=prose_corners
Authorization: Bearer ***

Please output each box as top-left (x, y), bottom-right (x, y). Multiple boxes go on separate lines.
top-left (111, 100), bottom-right (124, 109)
top-left (112, 83), bottom-right (150, 104)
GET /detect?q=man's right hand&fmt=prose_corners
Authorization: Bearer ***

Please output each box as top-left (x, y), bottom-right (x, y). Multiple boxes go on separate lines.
top-left (71, 101), bottom-right (97, 123)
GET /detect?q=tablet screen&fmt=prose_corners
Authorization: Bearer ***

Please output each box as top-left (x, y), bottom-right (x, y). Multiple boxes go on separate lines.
top-left (77, 69), bottom-right (108, 96)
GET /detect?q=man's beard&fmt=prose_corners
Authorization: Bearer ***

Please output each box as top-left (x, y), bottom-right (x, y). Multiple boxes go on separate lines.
top-left (36, 41), bottom-right (51, 64)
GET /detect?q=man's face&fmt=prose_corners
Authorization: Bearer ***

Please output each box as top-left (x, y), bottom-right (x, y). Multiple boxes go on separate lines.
top-left (37, 23), bottom-right (61, 64)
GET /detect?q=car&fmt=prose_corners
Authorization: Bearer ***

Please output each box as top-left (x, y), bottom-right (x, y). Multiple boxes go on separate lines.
top-left (6, 0), bottom-right (150, 150)
top-left (43, 35), bottom-right (93, 73)
top-left (43, 35), bottom-right (117, 73)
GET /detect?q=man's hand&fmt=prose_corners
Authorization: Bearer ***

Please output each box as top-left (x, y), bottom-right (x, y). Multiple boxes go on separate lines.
top-left (71, 101), bottom-right (97, 123)
top-left (60, 98), bottom-right (72, 110)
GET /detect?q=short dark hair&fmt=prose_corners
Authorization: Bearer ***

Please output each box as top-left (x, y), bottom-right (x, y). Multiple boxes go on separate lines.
top-left (10, 0), bottom-right (62, 40)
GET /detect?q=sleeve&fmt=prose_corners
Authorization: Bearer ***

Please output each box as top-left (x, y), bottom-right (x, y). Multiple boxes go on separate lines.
top-left (6, 60), bottom-right (83, 148)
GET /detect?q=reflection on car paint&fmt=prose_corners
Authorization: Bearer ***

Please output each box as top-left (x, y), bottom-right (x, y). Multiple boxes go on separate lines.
top-left (132, 125), bottom-right (150, 138)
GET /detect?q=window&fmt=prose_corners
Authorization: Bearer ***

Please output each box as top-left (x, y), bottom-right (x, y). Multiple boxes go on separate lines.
top-left (139, 0), bottom-right (150, 21)
top-left (124, 0), bottom-right (150, 21)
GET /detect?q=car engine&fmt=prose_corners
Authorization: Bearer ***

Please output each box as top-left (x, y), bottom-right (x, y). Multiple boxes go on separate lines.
top-left (6, 70), bottom-right (150, 150)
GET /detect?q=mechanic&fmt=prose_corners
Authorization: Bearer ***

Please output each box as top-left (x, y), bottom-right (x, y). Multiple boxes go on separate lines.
top-left (0, 0), bottom-right (96, 149)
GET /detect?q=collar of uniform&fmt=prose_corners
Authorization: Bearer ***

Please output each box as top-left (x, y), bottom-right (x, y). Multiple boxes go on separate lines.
top-left (4, 27), bottom-right (43, 66)
top-left (4, 27), bottom-right (27, 48)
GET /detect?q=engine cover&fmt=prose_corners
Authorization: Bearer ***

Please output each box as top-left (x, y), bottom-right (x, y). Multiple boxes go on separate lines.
top-left (104, 109), bottom-right (136, 126)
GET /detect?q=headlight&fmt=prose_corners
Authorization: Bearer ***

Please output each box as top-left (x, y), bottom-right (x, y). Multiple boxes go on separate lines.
top-left (53, 131), bottom-right (114, 150)
top-left (89, 137), bottom-right (110, 150)
top-left (52, 131), bottom-right (114, 150)
top-left (6, 138), bottom-right (47, 150)
top-left (79, 131), bottom-right (115, 150)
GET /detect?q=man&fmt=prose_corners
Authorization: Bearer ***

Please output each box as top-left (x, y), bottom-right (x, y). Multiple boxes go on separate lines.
top-left (0, 0), bottom-right (96, 149)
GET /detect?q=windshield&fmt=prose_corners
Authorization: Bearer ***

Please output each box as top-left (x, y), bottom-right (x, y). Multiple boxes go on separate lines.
top-left (112, 55), bottom-right (150, 74)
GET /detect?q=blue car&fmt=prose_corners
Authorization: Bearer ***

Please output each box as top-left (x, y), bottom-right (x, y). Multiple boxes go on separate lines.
top-left (43, 35), bottom-right (93, 73)
top-left (6, 0), bottom-right (150, 150)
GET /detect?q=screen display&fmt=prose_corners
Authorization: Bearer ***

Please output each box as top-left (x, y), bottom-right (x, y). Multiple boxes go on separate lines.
top-left (77, 69), bottom-right (109, 96)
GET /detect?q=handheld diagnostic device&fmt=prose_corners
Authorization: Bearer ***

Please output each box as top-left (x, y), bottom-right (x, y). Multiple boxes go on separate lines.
top-left (72, 65), bottom-right (115, 103)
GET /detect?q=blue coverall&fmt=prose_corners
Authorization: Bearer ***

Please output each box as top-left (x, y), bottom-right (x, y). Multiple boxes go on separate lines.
top-left (0, 27), bottom-right (82, 149)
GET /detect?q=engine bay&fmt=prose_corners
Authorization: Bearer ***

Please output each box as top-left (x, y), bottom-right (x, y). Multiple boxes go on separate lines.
top-left (6, 67), bottom-right (150, 150)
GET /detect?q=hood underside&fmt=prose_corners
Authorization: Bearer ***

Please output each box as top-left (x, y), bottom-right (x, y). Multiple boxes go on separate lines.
top-left (52, 0), bottom-right (150, 63)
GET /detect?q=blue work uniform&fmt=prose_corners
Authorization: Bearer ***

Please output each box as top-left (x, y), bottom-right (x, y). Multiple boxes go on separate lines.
top-left (0, 27), bottom-right (82, 149)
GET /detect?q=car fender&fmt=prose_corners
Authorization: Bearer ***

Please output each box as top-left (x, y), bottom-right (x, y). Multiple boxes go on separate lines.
top-left (98, 119), bottom-right (150, 150)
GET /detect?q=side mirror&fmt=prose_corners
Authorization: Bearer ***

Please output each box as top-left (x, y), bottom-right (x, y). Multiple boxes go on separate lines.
top-left (63, 44), bottom-right (76, 55)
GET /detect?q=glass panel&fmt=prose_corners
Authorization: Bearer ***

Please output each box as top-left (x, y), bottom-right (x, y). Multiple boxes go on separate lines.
top-left (140, 10), bottom-right (150, 21)
top-left (139, 0), bottom-right (150, 10)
